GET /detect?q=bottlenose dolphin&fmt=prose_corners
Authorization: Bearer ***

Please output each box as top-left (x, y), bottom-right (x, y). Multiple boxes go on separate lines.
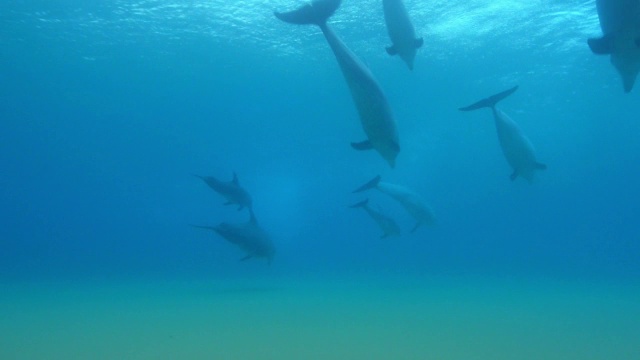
top-left (193, 172), bottom-right (252, 210)
top-left (275, 0), bottom-right (400, 168)
top-left (350, 199), bottom-right (401, 238)
top-left (191, 210), bottom-right (275, 264)
top-left (459, 86), bottom-right (547, 182)
top-left (353, 176), bottom-right (435, 233)
top-left (588, 0), bottom-right (640, 92)
top-left (383, 0), bottom-right (423, 70)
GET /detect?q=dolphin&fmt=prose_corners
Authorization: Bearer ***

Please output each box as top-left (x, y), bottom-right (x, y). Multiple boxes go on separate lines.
top-left (350, 199), bottom-right (401, 238)
top-left (193, 172), bottom-right (252, 210)
top-left (459, 86), bottom-right (547, 182)
top-left (383, 0), bottom-right (423, 70)
top-left (191, 210), bottom-right (275, 264)
top-left (588, 0), bottom-right (640, 93)
top-left (275, 0), bottom-right (400, 168)
top-left (353, 176), bottom-right (435, 233)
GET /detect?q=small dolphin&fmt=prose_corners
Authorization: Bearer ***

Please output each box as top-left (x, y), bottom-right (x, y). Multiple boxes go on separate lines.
top-left (459, 86), bottom-right (547, 182)
top-left (193, 172), bottom-right (252, 210)
top-left (353, 176), bottom-right (435, 233)
top-left (275, 0), bottom-right (400, 168)
top-left (350, 198), bottom-right (401, 238)
top-left (588, 0), bottom-right (640, 92)
top-left (383, 0), bottom-right (423, 70)
top-left (191, 210), bottom-right (275, 264)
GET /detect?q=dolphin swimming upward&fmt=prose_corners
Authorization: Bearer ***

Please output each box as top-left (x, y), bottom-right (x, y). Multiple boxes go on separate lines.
top-left (353, 176), bottom-right (435, 233)
top-left (459, 86), bottom-right (547, 183)
top-left (191, 210), bottom-right (275, 264)
top-left (275, 0), bottom-right (400, 168)
top-left (383, 0), bottom-right (423, 70)
top-left (350, 199), bottom-right (401, 239)
top-left (193, 172), bottom-right (252, 210)
top-left (588, 0), bottom-right (640, 93)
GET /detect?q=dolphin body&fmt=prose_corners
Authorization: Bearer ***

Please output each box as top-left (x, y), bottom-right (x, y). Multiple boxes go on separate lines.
top-left (383, 0), bottom-right (423, 70)
top-left (459, 86), bottom-right (547, 183)
top-left (350, 199), bottom-right (401, 238)
top-left (191, 210), bottom-right (275, 264)
top-left (588, 0), bottom-right (640, 93)
top-left (194, 172), bottom-right (252, 210)
top-left (275, 0), bottom-right (400, 168)
top-left (353, 176), bottom-right (435, 233)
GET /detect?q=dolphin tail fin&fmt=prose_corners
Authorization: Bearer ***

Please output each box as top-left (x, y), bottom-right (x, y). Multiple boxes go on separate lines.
top-left (459, 86), bottom-right (519, 111)
top-left (588, 34), bottom-right (614, 55)
top-left (274, 0), bottom-right (341, 26)
top-left (349, 199), bottom-right (369, 208)
top-left (352, 175), bottom-right (381, 193)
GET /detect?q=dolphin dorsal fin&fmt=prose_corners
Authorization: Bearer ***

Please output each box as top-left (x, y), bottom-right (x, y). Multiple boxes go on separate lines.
top-left (232, 172), bottom-right (239, 185)
top-left (414, 37), bottom-right (424, 49)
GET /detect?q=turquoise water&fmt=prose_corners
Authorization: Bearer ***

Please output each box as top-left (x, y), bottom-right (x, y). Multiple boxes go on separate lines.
top-left (1, 0), bottom-right (640, 358)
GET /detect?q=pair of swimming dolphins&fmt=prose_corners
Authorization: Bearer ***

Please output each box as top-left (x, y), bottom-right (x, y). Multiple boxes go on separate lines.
top-left (275, 0), bottom-right (422, 168)
top-left (192, 173), bottom-right (275, 264)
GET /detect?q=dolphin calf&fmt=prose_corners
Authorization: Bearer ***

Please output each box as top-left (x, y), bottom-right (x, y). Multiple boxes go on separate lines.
top-left (588, 0), bottom-right (640, 92)
top-left (350, 199), bottom-right (401, 238)
top-left (459, 86), bottom-right (547, 182)
top-left (383, 0), bottom-right (423, 70)
top-left (193, 172), bottom-right (252, 210)
top-left (275, 0), bottom-right (400, 168)
top-left (353, 176), bottom-right (435, 233)
top-left (191, 210), bottom-right (275, 264)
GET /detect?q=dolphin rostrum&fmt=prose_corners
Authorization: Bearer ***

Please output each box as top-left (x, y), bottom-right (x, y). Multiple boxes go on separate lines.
top-left (191, 210), bottom-right (275, 264)
top-left (588, 0), bottom-right (640, 93)
top-left (383, 0), bottom-right (423, 70)
top-left (275, 0), bottom-right (400, 168)
top-left (353, 176), bottom-right (435, 233)
top-left (193, 172), bottom-right (252, 210)
top-left (350, 198), bottom-right (401, 238)
top-left (459, 86), bottom-right (547, 183)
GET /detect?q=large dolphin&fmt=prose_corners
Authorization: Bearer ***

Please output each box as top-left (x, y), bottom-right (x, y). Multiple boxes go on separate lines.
top-left (275, 0), bottom-right (400, 168)
top-left (353, 175), bottom-right (435, 233)
top-left (383, 0), bottom-right (423, 70)
top-left (459, 86), bottom-right (547, 182)
top-left (191, 210), bottom-right (275, 264)
top-left (588, 0), bottom-right (640, 92)
top-left (193, 172), bottom-right (252, 210)
top-left (350, 198), bottom-right (401, 238)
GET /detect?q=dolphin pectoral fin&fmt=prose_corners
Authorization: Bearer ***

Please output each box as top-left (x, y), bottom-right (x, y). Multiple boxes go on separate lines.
top-left (224, 201), bottom-right (233, 206)
top-left (415, 37), bottom-right (424, 49)
top-left (352, 175), bottom-right (381, 193)
top-left (535, 162), bottom-right (547, 170)
top-left (239, 254), bottom-right (253, 262)
top-left (386, 46), bottom-right (398, 56)
top-left (237, 206), bottom-right (244, 211)
top-left (351, 140), bottom-right (373, 150)
top-left (510, 170), bottom-right (519, 181)
top-left (588, 35), bottom-right (614, 55)
top-left (410, 222), bottom-right (421, 233)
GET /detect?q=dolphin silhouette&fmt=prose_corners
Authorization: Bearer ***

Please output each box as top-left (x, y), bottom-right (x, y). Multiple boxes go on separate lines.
top-left (193, 172), bottom-right (252, 210)
top-left (383, 0), bottom-right (423, 70)
top-left (588, 0), bottom-right (640, 93)
top-left (275, 0), bottom-right (400, 168)
top-left (191, 210), bottom-right (275, 264)
top-left (350, 198), bottom-right (401, 239)
top-left (459, 86), bottom-right (547, 183)
top-left (353, 176), bottom-right (435, 233)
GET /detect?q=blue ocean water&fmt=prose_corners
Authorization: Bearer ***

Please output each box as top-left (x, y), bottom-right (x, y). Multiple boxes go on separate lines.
top-left (1, 0), bottom-right (639, 358)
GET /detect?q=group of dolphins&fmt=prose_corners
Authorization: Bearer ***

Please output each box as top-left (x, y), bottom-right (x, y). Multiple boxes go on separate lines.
top-left (191, 0), bottom-right (639, 264)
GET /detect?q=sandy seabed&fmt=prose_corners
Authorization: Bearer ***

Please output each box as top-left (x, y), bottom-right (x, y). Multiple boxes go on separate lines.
top-left (1, 275), bottom-right (638, 360)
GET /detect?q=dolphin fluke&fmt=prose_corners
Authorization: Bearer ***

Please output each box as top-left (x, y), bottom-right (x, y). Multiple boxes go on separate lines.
top-left (459, 86), bottom-right (519, 111)
top-left (352, 175), bottom-right (381, 193)
top-left (349, 199), bottom-right (369, 208)
top-left (274, 0), bottom-right (341, 26)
